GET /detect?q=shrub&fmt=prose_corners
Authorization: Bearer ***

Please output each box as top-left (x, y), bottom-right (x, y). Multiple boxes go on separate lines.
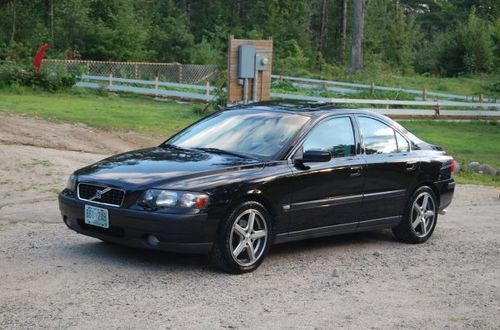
top-left (0, 61), bottom-right (77, 92)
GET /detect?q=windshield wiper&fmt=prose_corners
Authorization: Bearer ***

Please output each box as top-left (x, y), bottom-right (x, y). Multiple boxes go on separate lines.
top-left (194, 147), bottom-right (254, 159)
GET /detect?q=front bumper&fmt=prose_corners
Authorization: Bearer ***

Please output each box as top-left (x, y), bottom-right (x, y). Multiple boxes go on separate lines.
top-left (58, 192), bottom-right (213, 254)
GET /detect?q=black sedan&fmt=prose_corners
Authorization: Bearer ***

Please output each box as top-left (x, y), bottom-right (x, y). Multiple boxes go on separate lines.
top-left (59, 101), bottom-right (455, 273)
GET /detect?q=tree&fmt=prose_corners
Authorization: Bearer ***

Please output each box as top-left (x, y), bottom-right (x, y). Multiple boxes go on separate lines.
top-left (339, 0), bottom-right (348, 62)
top-left (350, 0), bottom-right (365, 73)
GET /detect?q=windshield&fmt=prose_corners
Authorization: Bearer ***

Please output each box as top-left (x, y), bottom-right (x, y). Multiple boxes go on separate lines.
top-left (166, 110), bottom-right (310, 159)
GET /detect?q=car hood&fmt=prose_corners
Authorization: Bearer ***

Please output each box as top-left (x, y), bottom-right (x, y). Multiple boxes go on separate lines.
top-left (75, 146), bottom-right (264, 189)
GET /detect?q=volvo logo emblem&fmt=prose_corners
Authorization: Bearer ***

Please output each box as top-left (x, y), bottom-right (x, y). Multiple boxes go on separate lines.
top-left (89, 187), bottom-right (112, 201)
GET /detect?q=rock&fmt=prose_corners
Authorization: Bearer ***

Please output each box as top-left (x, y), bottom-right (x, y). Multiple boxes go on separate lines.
top-left (373, 251), bottom-right (383, 257)
top-left (478, 164), bottom-right (497, 176)
top-left (468, 162), bottom-right (480, 172)
top-left (332, 269), bottom-right (339, 277)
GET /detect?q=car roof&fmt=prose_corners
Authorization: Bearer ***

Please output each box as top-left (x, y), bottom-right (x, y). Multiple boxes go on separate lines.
top-left (228, 100), bottom-right (386, 120)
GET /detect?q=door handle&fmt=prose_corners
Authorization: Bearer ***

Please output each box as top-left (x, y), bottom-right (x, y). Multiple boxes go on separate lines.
top-left (406, 162), bottom-right (417, 171)
top-left (350, 166), bottom-right (362, 177)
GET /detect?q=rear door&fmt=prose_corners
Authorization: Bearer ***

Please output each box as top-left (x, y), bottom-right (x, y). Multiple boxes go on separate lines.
top-left (356, 116), bottom-right (418, 225)
top-left (286, 115), bottom-right (366, 234)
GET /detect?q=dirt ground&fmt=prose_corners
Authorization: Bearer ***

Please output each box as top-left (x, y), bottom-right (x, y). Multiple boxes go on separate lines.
top-left (0, 112), bottom-right (499, 329)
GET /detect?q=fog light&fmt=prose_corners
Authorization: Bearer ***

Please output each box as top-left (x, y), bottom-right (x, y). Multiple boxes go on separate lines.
top-left (146, 235), bottom-right (160, 246)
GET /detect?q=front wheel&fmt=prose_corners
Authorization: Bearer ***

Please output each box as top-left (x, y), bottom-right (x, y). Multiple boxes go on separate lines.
top-left (392, 186), bottom-right (438, 244)
top-left (210, 201), bottom-right (272, 274)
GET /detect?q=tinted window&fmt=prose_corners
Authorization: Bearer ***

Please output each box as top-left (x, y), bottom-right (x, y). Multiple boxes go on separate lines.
top-left (395, 131), bottom-right (410, 152)
top-left (168, 110), bottom-right (310, 159)
top-left (303, 117), bottom-right (355, 158)
top-left (358, 117), bottom-right (397, 154)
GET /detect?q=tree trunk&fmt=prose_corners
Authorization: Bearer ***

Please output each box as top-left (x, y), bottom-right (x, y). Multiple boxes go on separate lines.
top-left (319, 0), bottom-right (328, 52)
top-left (10, 1), bottom-right (16, 42)
top-left (50, 0), bottom-right (54, 45)
top-left (339, 0), bottom-right (347, 61)
top-left (350, 0), bottom-right (364, 74)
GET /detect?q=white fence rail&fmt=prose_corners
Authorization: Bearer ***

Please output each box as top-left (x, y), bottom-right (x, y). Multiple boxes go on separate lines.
top-left (77, 75), bottom-right (216, 102)
top-left (75, 75), bottom-right (500, 119)
top-left (272, 75), bottom-right (498, 103)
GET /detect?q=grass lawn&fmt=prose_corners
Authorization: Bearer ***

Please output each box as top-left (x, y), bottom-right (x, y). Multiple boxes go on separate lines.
top-left (1, 87), bottom-right (498, 185)
top-left (0, 87), bottom-right (204, 137)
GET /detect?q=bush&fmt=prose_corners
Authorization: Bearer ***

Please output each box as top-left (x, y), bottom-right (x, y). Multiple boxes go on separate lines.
top-left (0, 61), bottom-right (77, 92)
top-left (436, 12), bottom-right (495, 76)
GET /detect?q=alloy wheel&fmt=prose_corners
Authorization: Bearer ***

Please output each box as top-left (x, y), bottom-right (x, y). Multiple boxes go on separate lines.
top-left (229, 209), bottom-right (268, 266)
top-left (411, 192), bottom-right (436, 238)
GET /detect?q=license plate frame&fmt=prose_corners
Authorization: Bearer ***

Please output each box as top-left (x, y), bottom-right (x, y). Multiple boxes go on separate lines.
top-left (84, 205), bottom-right (109, 229)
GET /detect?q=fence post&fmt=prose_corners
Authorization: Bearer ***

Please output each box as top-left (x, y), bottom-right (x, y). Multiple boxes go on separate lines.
top-left (177, 64), bottom-right (183, 83)
top-left (135, 64), bottom-right (139, 79)
top-left (154, 76), bottom-right (159, 98)
top-left (422, 87), bottom-right (427, 101)
top-left (206, 81), bottom-right (211, 100)
top-left (480, 94), bottom-right (484, 103)
top-left (108, 74), bottom-right (113, 87)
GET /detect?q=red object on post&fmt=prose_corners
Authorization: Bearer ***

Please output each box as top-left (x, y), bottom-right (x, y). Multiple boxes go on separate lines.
top-left (33, 44), bottom-right (49, 71)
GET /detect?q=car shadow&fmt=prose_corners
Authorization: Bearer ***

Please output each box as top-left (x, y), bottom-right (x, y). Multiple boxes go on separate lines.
top-left (67, 240), bottom-right (211, 273)
top-left (269, 229), bottom-right (398, 257)
top-left (65, 229), bottom-right (398, 273)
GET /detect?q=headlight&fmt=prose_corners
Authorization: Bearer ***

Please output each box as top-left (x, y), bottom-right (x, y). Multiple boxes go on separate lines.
top-left (139, 190), bottom-right (209, 209)
top-left (66, 174), bottom-right (77, 192)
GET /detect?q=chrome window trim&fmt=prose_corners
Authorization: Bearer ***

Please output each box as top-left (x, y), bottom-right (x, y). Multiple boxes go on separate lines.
top-left (286, 114), bottom-right (359, 161)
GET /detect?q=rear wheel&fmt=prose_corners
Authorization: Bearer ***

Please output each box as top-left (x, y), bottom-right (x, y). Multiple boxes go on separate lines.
top-left (392, 186), bottom-right (438, 244)
top-left (210, 201), bottom-right (272, 274)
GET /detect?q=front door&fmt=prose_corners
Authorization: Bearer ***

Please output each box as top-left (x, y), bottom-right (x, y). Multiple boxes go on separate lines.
top-left (286, 116), bottom-right (366, 236)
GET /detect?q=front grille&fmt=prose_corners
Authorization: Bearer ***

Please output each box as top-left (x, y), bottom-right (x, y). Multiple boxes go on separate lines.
top-left (77, 183), bottom-right (125, 207)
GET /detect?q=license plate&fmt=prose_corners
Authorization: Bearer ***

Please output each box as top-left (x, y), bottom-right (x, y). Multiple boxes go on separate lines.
top-left (84, 205), bottom-right (109, 229)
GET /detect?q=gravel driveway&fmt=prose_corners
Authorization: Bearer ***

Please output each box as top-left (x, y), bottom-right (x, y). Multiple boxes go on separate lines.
top-left (0, 113), bottom-right (499, 329)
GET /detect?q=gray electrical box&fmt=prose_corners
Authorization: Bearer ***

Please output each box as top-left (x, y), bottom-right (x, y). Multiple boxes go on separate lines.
top-left (238, 45), bottom-right (256, 78)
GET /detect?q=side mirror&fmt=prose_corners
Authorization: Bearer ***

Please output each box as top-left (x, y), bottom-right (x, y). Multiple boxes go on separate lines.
top-left (302, 150), bottom-right (331, 163)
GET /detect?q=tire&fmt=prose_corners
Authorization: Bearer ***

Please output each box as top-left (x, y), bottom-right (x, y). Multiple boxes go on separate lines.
top-left (392, 186), bottom-right (438, 244)
top-left (210, 201), bottom-right (272, 274)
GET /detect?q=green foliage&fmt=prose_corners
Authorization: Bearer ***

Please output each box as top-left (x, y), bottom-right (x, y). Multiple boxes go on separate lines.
top-left (0, 61), bottom-right (76, 92)
top-left (433, 11), bottom-right (495, 75)
top-left (0, 0), bottom-right (498, 78)
top-left (148, 3), bottom-right (194, 63)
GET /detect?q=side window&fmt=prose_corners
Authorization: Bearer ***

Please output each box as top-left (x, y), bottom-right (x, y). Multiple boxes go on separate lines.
top-left (302, 117), bottom-right (356, 158)
top-left (395, 131), bottom-right (410, 152)
top-left (358, 117), bottom-right (397, 155)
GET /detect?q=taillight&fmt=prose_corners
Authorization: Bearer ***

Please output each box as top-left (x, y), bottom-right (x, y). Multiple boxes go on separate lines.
top-left (450, 159), bottom-right (456, 174)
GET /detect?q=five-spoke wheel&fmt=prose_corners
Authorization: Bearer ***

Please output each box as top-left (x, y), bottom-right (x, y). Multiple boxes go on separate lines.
top-left (410, 191), bottom-right (436, 238)
top-left (229, 209), bottom-right (268, 266)
top-left (210, 201), bottom-right (272, 273)
top-left (393, 186), bottom-right (438, 243)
